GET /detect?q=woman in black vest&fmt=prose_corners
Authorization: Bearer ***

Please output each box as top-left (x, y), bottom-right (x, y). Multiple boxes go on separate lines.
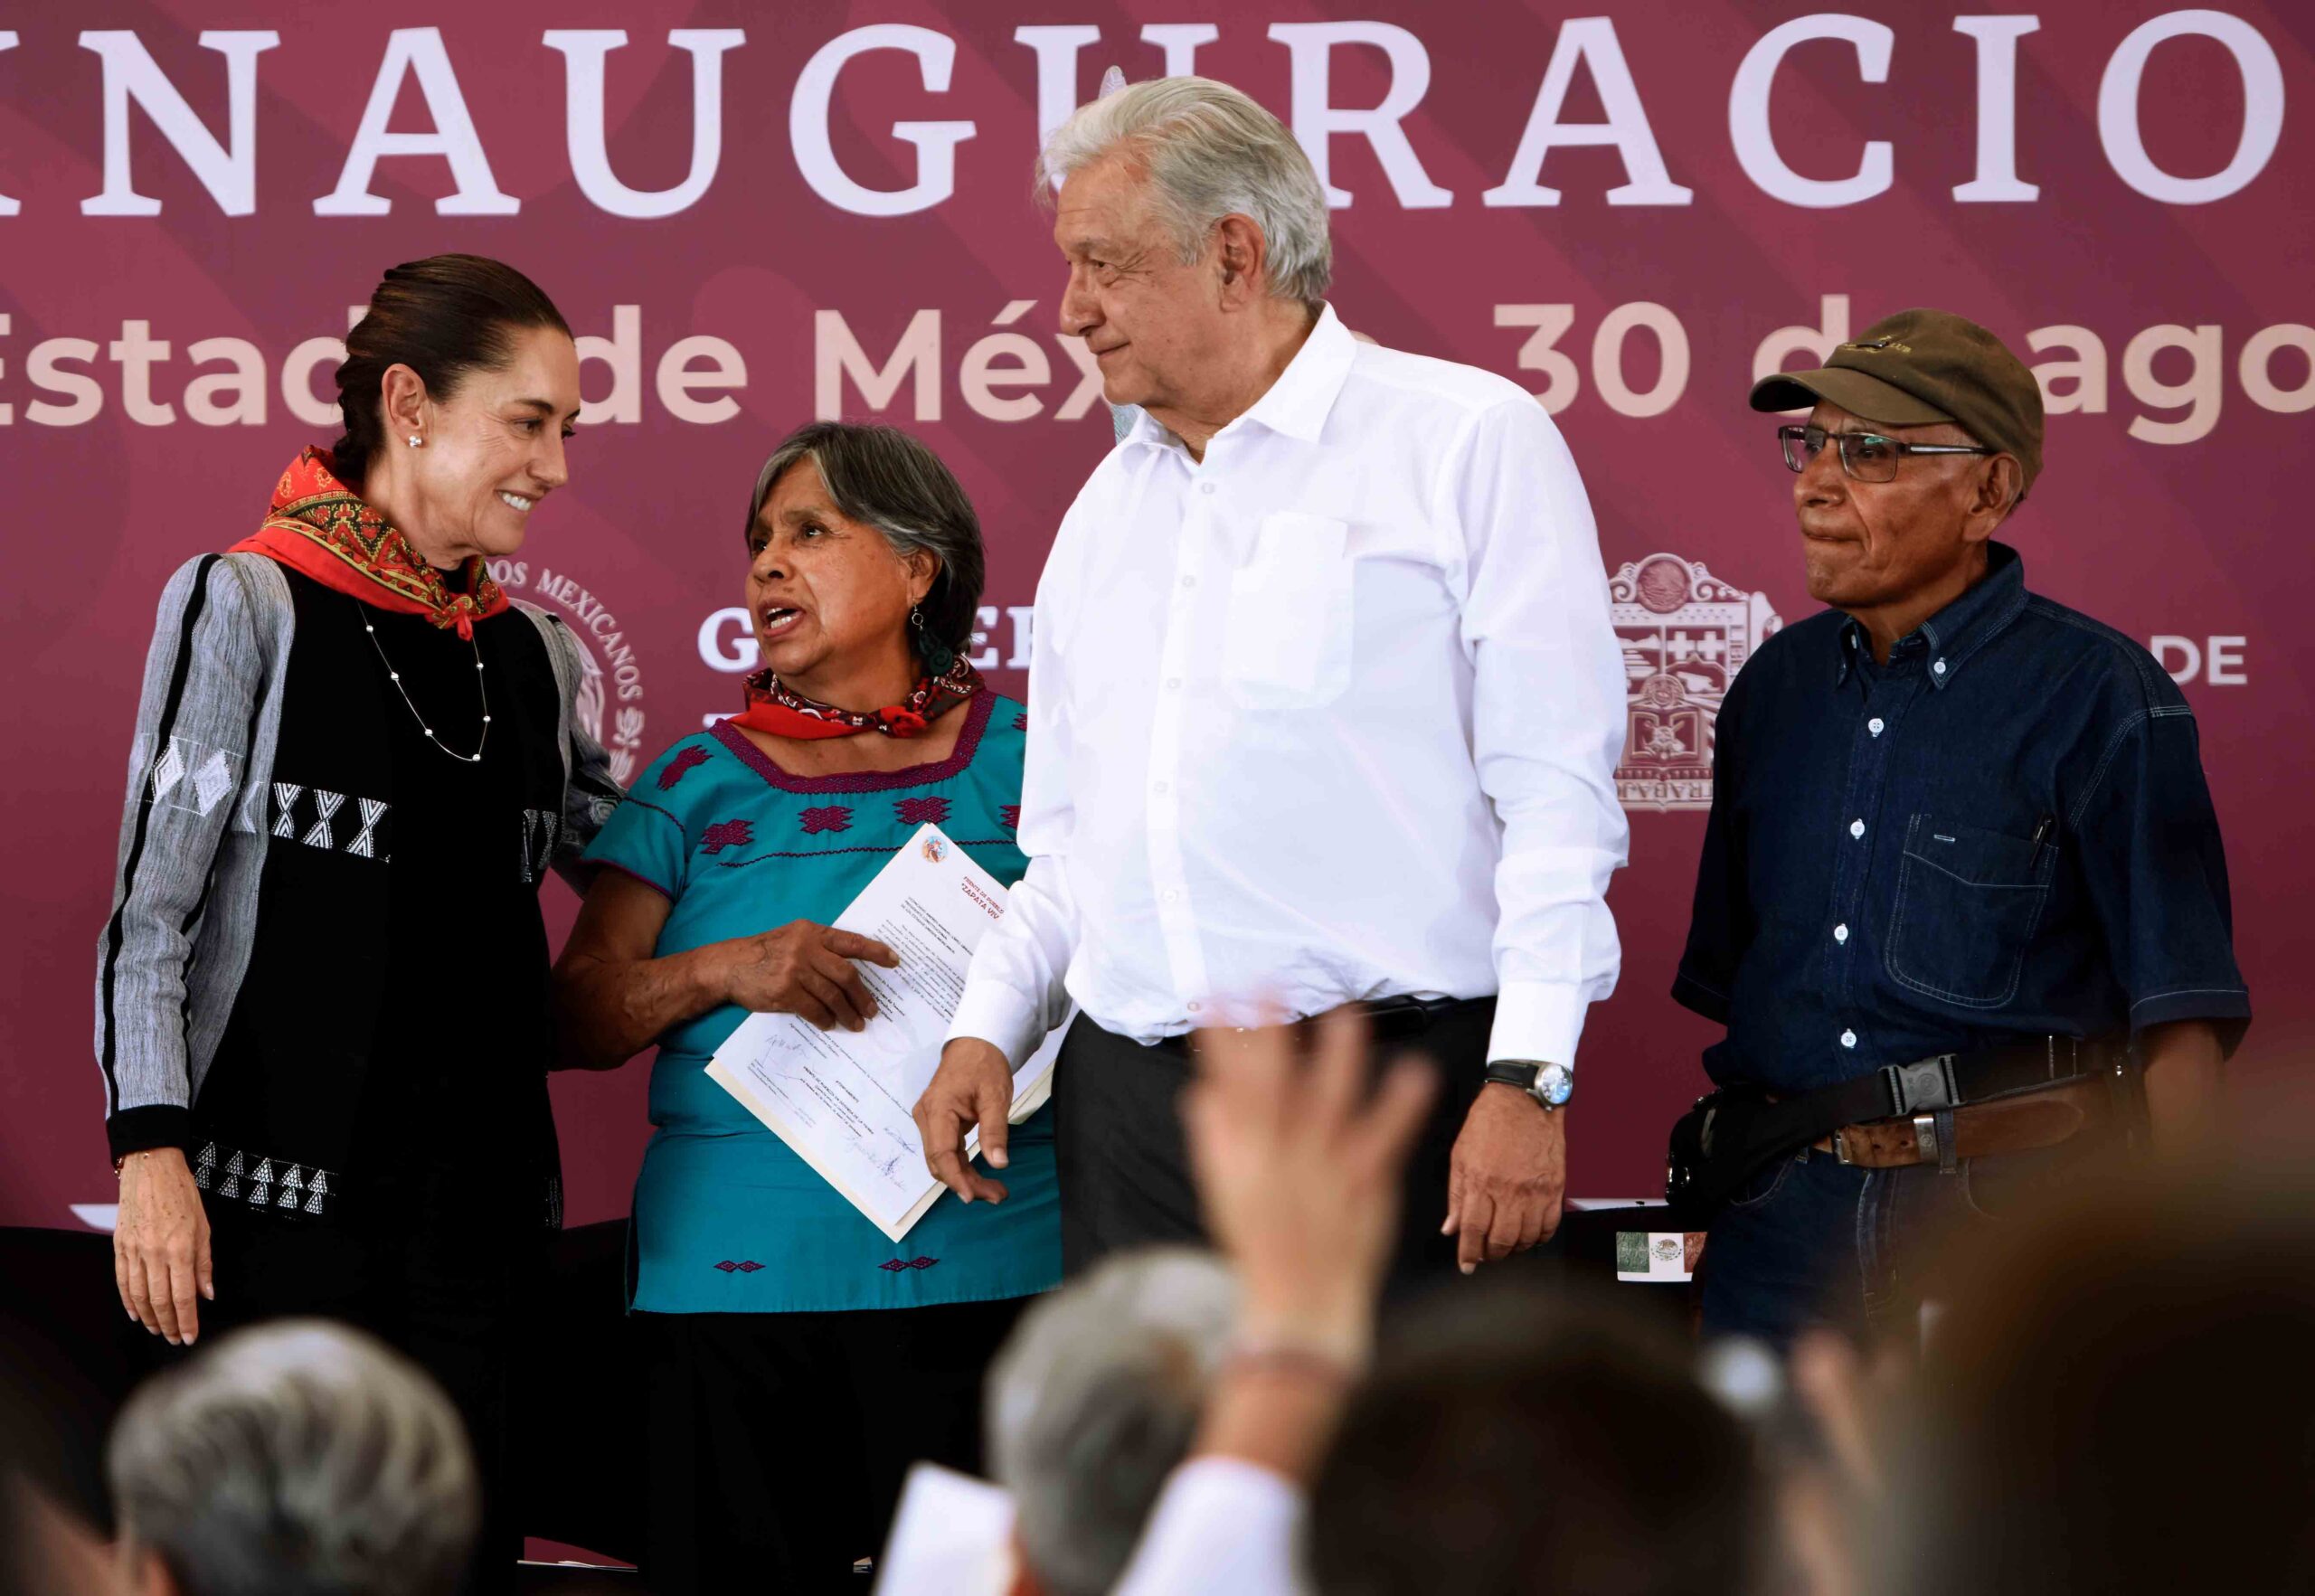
top-left (97, 255), bottom-right (617, 1591)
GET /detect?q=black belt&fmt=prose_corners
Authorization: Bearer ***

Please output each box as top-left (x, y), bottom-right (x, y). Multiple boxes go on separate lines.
top-left (1666, 1034), bottom-right (2129, 1221)
top-left (1146, 994), bottom-right (1493, 1051)
top-left (1785, 1033), bottom-right (2124, 1125)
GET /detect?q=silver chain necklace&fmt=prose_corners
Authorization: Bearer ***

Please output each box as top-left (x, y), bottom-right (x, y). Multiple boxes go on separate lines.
top-left (355, 600), bottom-right (490, 764)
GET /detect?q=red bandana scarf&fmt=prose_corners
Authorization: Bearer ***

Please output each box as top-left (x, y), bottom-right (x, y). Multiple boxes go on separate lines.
top-left (732, 656), bottom-right (983, 741)
top-left (231, 448), bottom-right (509, 638)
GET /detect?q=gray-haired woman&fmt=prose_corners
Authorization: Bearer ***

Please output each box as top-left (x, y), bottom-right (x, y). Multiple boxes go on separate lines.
top-left (553, 420), bottom-right (1059, 1594)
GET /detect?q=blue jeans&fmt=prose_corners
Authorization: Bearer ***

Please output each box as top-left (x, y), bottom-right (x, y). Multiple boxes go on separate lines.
top-left (1697, 1138), bottom-right (2102, 1349)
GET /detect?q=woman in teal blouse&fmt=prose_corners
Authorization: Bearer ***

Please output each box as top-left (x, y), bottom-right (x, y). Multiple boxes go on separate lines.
top-left (553, 422), bottom-right (1058, 1595)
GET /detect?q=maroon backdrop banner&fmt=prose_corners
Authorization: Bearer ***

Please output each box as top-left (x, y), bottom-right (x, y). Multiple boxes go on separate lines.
top-left (5, 0), bottom-right (2308, 1231)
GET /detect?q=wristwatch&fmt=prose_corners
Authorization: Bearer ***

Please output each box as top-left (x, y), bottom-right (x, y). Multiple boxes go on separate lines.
top-left (1483, 1060), bottom-right (1573, 1110)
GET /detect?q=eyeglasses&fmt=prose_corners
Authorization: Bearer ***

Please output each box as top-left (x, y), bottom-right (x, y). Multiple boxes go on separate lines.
top-left (1777, 424), bottom-right (1993, 484)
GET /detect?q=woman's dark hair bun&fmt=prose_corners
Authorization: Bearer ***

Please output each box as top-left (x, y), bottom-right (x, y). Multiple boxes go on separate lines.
top-left (331, 254), bottom-right (570, 487)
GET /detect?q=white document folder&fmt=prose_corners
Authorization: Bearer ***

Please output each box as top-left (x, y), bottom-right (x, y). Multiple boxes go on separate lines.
top-left (704, 824), bottom-right (1063, 1242)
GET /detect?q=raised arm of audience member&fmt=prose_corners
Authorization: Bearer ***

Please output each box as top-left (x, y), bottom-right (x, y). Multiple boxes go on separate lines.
top-left (1111, 1009), bottom-right (1435, 1596)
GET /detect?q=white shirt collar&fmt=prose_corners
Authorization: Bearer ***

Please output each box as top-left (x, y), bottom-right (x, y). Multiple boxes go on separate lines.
top-left (1121, 302), bottom-right (1356, 452)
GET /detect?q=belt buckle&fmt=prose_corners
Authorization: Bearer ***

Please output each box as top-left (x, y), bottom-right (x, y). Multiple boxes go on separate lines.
top-left (1884, 1054), bottom-right (1961, 1117)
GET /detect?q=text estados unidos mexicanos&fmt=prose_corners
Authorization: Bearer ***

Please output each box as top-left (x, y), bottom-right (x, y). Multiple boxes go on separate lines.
top-left (0, 15), bottom-right (2292, 218)
top-left (3, 297), bottom-right (2304, 446)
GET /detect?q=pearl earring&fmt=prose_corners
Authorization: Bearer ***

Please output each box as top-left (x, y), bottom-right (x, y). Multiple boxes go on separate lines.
top-left (407, 435), bottom-right (422, 448)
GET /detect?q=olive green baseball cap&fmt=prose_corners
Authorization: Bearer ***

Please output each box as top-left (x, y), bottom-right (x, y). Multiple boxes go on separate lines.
top-left (1749, 307), bottom-right (2044, 493)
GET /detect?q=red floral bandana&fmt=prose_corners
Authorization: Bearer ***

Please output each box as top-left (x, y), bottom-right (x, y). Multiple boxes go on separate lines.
top-left (732, 657), bottom-right (983, 741)
top-left (231, 448), bottom-right (509, 638)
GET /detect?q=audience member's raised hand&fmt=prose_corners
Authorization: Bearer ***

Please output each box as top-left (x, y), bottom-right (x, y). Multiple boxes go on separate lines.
top-left (1184, 1007), bottom-right (1437, 1366)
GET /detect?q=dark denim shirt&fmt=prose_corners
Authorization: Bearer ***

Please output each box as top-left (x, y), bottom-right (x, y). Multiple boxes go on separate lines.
top-left (1674, 543), bottom-right (2249, 1092)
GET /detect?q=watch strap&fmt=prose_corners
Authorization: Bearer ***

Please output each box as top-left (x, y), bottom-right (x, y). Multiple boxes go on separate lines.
top-left (1483, 1061), bottom-right (1542, 1093)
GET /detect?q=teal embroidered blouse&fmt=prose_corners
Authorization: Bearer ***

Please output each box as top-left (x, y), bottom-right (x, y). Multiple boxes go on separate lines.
top-left (581, 693), bottom-right (1060, 1314)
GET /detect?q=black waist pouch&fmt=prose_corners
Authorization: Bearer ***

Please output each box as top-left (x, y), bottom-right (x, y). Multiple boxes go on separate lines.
top-left (1665, 1086), bottom-right (1804, 1225)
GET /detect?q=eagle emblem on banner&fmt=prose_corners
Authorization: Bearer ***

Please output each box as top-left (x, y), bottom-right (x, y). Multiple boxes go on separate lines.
top-left (1610, 554), bottom-right (1783, 813)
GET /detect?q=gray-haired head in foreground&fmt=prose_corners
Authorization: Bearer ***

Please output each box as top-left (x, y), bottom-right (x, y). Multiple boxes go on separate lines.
top-left (106, 1321), bottom-right (477, 1596)
top-left (987, 1248), bottom-right (1239, 1596)
top-left (1035, 76), bottom-right (1333, 307)
top-left (747, 420), bottom-right (987, 657)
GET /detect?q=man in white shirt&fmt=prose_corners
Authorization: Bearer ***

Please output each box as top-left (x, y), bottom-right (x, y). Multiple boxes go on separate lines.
top-left (913, 76), bottom-right (1629, 1283)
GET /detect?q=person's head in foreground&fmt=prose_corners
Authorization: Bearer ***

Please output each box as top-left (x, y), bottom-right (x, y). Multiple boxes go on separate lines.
top-left (1308, 1281), bottom-right (1767, 1596)
top-left (1880, 1151), bottom-right (2315, 1594)
top-left (987, 1247), bottom-right (1238, 1596)
top-left (106, 1320), bottom-right (477, 1596)
top-left (1752, 307), bottom-right (2042, 649)
top-left (1036, 75), bottom-right (1330, 441)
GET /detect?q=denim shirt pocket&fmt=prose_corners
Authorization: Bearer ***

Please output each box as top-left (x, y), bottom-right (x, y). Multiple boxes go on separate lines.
top-left (1885, 815), bottom-right (2056, 1009)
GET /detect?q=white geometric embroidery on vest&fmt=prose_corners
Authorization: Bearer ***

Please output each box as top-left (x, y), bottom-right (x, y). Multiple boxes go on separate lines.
top-left (303, 790), bottom-right (345, 850)
top-left (150, 741), bottom-right (186, 802)
top-left (201, 1145), bottom-right (335, 1215)
top-left (272, 783), bottom-right (304, 838)
top-left (348, 798), bottom-right (389, 859)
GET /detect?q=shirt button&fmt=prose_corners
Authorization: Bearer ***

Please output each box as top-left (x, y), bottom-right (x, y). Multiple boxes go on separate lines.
top-left (1849, 818), bottom-right (1866, 839)
top-left (1180, 576), bottom-right (1197, 590)
top-left (1163, 890), bottom-right (1178, 903)
top-left (1932, 658), bottom-right (1947, 676)
top-left (1198, 482), bottom-right (1216, 496)
top-left (1187, 1001), bottom-right (1203, 1015)
top-left (1867, 717), bottom-right (1885, 737)
top-left (1153, 781), bottom-right (1169, 795)
top-left (1834, 924), bottom-right (1849, 944)
top-left (1840, 1029), bottom-right (1857, 1049)
top-left (1166, 676), bottom-right (1182, 690)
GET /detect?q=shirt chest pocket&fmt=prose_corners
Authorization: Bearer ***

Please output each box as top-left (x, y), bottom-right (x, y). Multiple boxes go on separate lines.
top-left (1885, 815), bottom-right (2056, 1009)
top-left (1222, 512), bottom-right (1354, 709)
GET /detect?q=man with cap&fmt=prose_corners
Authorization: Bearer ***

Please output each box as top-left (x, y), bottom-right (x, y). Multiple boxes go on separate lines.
top-left (1672, 307), bottom-right (2250, 1346)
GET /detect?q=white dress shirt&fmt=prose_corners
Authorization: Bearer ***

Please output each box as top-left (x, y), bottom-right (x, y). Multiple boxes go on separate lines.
top-left (949, 304), bottom-right (1628, 1070)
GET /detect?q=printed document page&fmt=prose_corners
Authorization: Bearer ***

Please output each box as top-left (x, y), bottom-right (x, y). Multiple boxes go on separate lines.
top-left (704, 824), bottom-right (1061, 1242)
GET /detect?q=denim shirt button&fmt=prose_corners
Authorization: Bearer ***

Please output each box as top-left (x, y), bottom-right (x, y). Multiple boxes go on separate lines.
top-left (1840, 1029), bottom-right (1858, 1049)
top-left (1849, 818), bottom-right (1866, 839)
top-left (1932, 658), bottom-right (1948, 676)
top-left (1868, 717), bottom-right (1885, 737)
top-left (1834, 924), bottom-right (1849, 944)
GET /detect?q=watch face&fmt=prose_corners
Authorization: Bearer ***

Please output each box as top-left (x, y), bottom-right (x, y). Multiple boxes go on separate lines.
top-left (1537, 1063), bottom-right (1574, 1107)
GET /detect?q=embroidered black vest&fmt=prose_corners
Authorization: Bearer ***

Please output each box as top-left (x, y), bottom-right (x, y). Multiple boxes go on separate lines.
top-left (192, 569), bottom-right (567, 1229)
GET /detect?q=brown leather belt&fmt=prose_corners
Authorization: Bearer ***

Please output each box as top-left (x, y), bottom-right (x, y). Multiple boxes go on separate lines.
top-left (1809, 1077), bottom-right (2102, 1170)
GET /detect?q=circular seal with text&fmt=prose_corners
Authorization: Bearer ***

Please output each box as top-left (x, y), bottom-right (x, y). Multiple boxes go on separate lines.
top-left (487, 559), bottom-right (649, 786)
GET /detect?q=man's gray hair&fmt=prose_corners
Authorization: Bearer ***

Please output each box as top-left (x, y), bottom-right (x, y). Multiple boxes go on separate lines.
top-left (987, 1248), bottom-right (1240, 1596)
top-left (106, 1321), bottom-right (478, 1596)
top-left (1035, 76), bottom-right (1333, 307)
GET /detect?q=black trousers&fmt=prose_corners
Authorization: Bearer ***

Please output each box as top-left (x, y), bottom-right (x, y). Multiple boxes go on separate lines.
top-left (642, 1297), bottom-right (1027, 1596)
top-left (198, 1171), bottom-right (537, 1596)
top-left (1051, 1003), bottom-right (1494, 1292)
